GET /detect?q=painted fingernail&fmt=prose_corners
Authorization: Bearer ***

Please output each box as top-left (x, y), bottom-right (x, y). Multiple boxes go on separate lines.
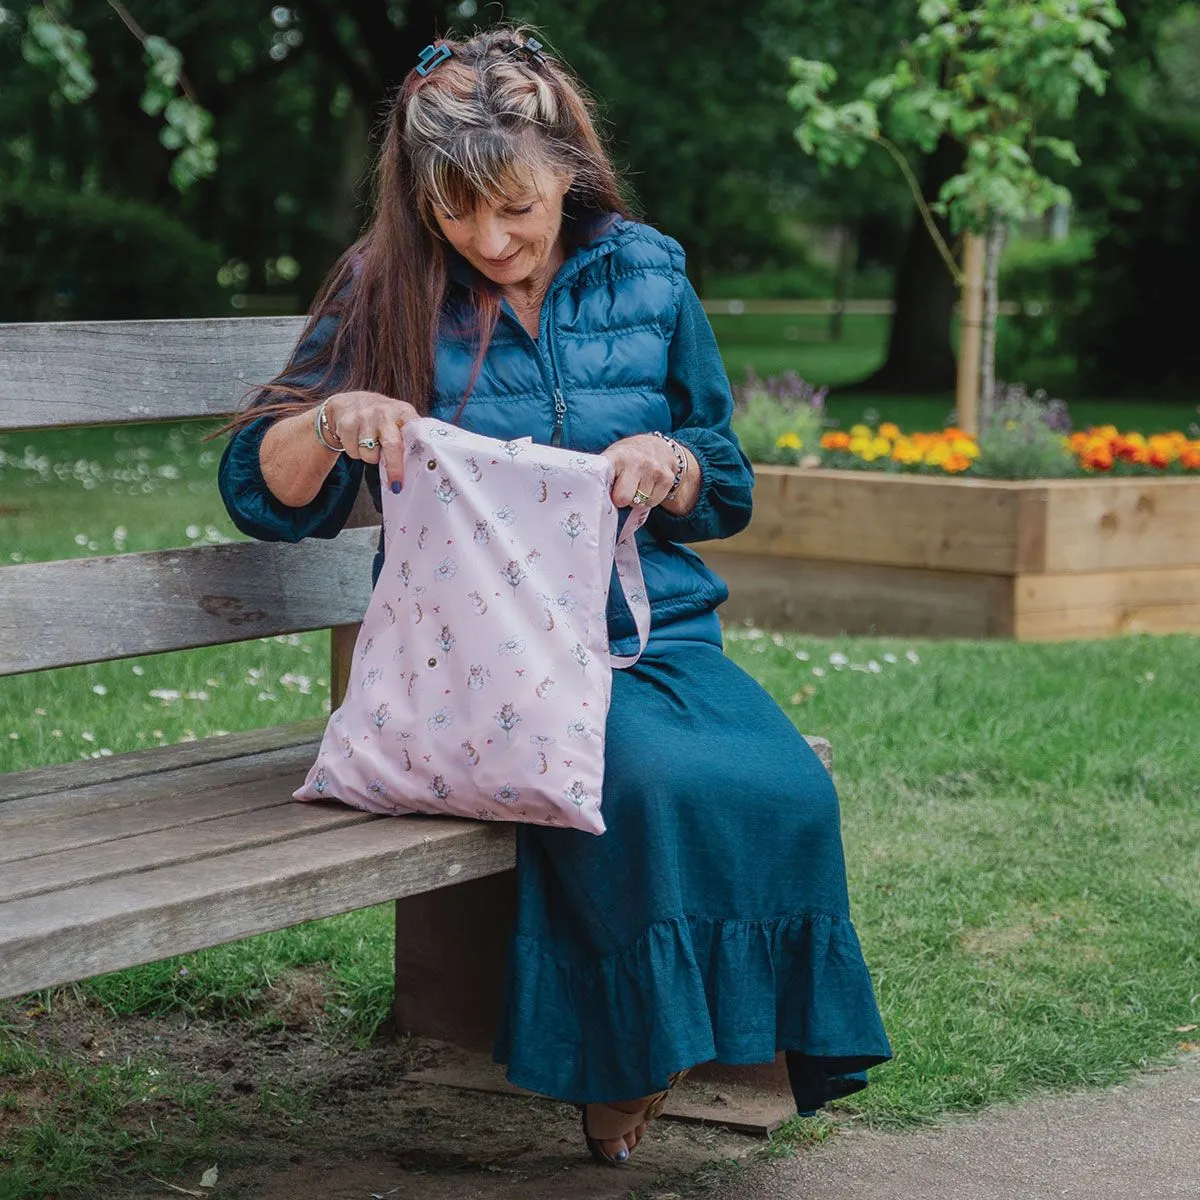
top-left (614, 1149), bottom-right (628, 1162)
top-left (390, 480), bottom-right (402, 494)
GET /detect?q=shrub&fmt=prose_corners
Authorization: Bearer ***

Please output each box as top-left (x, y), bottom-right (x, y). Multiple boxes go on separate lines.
top-left (0, 184), bottom-right (226, 321)
top-left (732, 369), bottom-right (828, 465)
top-left (974, 383), bottom-right (1077, 479)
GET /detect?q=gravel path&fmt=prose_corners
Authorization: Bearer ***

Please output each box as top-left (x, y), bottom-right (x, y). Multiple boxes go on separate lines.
top-left (706, 1056), bottom-right (1200, 1200)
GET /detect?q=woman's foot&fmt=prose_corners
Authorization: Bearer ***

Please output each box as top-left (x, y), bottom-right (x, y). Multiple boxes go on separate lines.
top-left (581, 1093), bottom-right (662, 1164)
top-left (580, 1070), bottom-right (689, 1166)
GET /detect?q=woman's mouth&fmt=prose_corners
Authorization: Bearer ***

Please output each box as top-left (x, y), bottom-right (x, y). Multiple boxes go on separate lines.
top-left (485, 248), bottom-right (521, 267)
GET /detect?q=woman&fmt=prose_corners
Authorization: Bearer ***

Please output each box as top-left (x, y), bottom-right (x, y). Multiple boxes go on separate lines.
top-left (219, 26), bottom-right (890, 1166)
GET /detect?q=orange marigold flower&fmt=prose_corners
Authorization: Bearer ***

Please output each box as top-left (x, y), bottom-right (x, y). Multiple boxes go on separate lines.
top-left (879, 422), bottom-right (902, 440)
top-left (943, 453), bottom-right (972, 473)
top-left (821, 431), bottom-right (852, 451)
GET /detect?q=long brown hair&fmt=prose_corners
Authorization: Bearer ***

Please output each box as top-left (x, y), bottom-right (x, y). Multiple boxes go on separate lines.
top-left (224, 25), bottom-right (637, 433)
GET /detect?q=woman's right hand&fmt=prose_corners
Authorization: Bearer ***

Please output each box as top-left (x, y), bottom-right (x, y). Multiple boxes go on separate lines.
top-left (324, 390), bottom-right (421, 486)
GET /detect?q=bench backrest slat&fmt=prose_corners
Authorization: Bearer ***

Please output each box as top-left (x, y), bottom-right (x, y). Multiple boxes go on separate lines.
top-left (1, 529), bottom-right (377, 676)
top-left (0, 317), bottom-right (308, 430)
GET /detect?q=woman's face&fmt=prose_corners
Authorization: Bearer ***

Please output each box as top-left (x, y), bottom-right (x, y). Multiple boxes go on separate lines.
top-left (432, 164), bottom-right (572, 286)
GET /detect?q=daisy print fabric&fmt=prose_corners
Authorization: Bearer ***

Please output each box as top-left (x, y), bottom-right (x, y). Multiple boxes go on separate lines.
top-left (294, 418), bottom-right (650, 835)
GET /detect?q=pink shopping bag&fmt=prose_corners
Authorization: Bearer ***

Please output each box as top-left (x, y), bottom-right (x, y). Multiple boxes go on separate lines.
top-left (293, 417), bottom-right (650, 834)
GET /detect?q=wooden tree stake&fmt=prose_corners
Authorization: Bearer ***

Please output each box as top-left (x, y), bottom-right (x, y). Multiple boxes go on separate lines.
top-left (955, 233), bottom-right (986, 436)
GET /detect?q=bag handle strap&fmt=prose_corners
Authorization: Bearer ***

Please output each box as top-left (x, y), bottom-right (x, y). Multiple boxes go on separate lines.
top-left (609, 504), bottom-right (651, 669)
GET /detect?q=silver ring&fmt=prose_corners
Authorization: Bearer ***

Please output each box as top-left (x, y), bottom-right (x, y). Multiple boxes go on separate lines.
top-left (632, 489), bottom-right (652, 506)
top-left (357, 437), bottom-right (379, 450)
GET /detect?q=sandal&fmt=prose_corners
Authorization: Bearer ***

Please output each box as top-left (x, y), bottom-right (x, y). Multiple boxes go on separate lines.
top-left (580, 1069), bottom-right (690, 1166)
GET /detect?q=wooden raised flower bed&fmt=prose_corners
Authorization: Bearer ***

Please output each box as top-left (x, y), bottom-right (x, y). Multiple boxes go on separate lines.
top-left (699, 467), bottom-right (1200, 640)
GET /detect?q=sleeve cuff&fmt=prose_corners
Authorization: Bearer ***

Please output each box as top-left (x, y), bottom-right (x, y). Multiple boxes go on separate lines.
top-left (218, 416), bottom-right (363, 543)
top-left (646, 428), bottom-right (718, 542)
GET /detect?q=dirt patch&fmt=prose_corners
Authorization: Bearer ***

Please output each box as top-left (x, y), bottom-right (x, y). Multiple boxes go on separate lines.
top-left (2, 977), bottom-right (768, 1200)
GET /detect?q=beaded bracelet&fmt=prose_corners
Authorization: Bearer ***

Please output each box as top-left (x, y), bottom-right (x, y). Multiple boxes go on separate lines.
top-left (652, 430), bottom-right (687, 498)
top-left (314, 398), bottom-right (343, 453)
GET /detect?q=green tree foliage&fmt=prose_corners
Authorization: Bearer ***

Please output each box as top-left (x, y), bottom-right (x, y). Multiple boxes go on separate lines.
top-left (0, 1), bottom-right (419, 317)
top-left (3, 0), bottom-right (926, 319)
top-left (787, 0), bottom-right (1122, 401)
top-left (511, 0), bottom-right (918, 286)
top-left (20, 2), bottom-right (218, 191)
top-left (1062, 1), bottom-right (1200, 396)
top-left (789, 0), bottom-right (1123, 252)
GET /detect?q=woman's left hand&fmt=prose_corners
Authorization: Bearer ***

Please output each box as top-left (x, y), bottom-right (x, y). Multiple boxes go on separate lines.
top-left (601, 434), bottom-right (678, 508)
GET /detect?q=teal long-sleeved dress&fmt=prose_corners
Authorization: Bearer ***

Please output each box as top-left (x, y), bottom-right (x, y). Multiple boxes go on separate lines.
top-left (218, 214), bottom-right (891, 1109)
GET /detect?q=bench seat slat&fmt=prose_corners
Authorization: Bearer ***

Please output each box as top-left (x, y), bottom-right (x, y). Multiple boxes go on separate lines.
top-left (0, 530), bottom-right (378, 676)
top-left (0, 801), bottom-right (375, 904)
top-left (0, 762), bottom-right (312, 863)
top-left (0, 818), bottom-right (516, 999)
top-left (0, 721), bottom-right (324, 804)
top-left (0, 739), bottom-right (318, 828)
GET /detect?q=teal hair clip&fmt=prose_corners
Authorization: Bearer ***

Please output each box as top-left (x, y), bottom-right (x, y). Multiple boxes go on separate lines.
top-left (416, 42), bottom-right (452, 77)
top-left (518, 37), bottom-right (546, 65)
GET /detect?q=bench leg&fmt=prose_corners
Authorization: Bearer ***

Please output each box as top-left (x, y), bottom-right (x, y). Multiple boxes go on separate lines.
top-left (392, 869), bottom-right (517, 1051)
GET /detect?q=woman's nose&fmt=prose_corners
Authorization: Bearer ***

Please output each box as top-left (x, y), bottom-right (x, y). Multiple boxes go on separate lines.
top-left (474, 216), bottom-right (510, 260)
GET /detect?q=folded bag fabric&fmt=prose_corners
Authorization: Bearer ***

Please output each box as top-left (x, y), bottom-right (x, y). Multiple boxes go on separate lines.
top-left (294, 417), bottom-right (651, 835)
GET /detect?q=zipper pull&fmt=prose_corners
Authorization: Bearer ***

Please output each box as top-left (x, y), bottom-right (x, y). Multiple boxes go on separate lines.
top-left (551, 389), bottom-right (567, 447)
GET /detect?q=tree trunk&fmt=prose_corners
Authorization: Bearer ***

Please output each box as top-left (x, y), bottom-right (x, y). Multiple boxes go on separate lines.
top-left (978, 215), bottom-right (1007, 432)
top-left (829, 223), bottom-right (856, 343)
top-left (852, 135), bottom-right (963, 394)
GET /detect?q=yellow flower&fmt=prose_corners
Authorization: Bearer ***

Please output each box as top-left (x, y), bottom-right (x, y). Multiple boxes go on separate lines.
top-left (776, 432), bottom-right (803, 451)
top-left (849, 423), bottom-right (873, 439)
top-left (872, 436), bottom-right (892, 456)
top-left (951, 438), bottom-right (980, 459)
top-left (849, 437), bottom-right (873, 457)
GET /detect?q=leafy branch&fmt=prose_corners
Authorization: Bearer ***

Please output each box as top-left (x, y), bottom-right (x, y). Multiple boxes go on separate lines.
top-left (21, 0), bottom-right (218, 191)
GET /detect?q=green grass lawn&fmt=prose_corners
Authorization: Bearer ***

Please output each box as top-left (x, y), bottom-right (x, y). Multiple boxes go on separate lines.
top-left (3, 629), bottom-right (1197, 1194)
top-left (1, 325), bottom-right (1198, 1195)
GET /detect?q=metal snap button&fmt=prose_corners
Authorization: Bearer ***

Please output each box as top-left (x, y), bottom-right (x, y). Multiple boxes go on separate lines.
top-left (426, 459), bottom-right (438, 471)
top-left (426, 656), bottom-right (438, 668)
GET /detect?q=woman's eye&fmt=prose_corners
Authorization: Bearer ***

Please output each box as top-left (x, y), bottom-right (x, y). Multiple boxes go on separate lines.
top-left (508, 205), bottom-right (534, 216)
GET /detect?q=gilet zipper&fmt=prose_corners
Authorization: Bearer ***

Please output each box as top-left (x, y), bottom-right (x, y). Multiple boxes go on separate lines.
top-left (546, 323), bottom-right (567, 447)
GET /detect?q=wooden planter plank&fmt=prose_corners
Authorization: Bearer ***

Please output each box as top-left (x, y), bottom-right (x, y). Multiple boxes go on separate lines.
top-left (1014, 567), bottom-right (1200, 640)
top-left (704, 551), bottom-right (1015, 639)
top-left (1040, 479), bottom-right (1200, 573)
top-left (724, 469), bottom-right (1028, 574)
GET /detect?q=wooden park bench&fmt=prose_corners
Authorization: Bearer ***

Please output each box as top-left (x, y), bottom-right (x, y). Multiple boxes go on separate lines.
top-left (0, 314), bottom-right (831, 1131)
